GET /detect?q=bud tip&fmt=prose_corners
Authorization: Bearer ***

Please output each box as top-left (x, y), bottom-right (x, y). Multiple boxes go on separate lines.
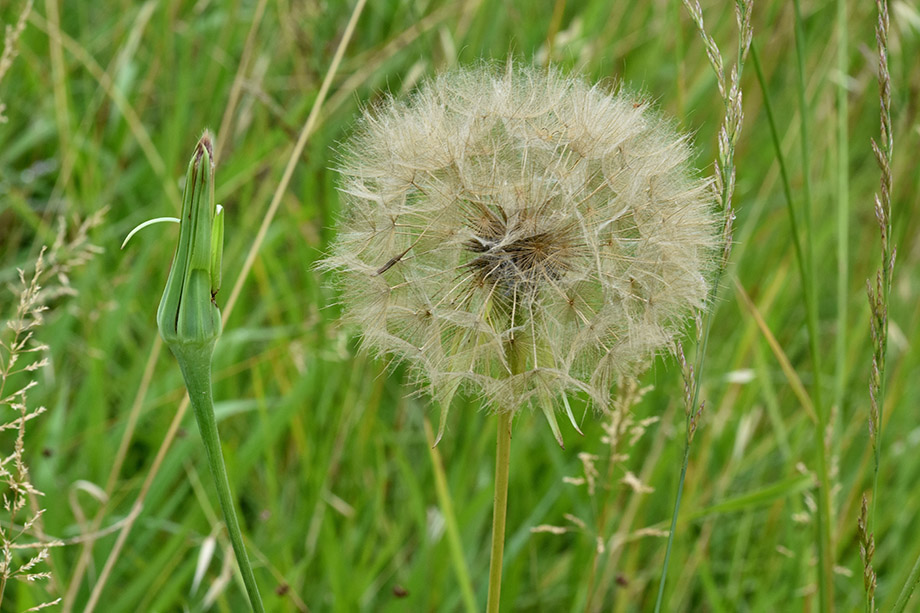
top-left (196, 130), bottom-right (214, 165)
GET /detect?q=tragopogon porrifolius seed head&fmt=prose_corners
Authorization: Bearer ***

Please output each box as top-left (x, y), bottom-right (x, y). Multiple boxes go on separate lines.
top-left (322, 64), bottom-right (720, 445)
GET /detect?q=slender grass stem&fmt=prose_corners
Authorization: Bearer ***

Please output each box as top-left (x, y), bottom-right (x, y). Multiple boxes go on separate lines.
top-left (655, 3), bottom-right (751, 608)
top-left (486, 410), bottom-right (513, 613)
top-left (654, 440), bottom-right (691, 613)
top-left (793, 0), bottom-right (835, 601)
top-left (750, 47), bottom-right (803, 276)
top-left (866, 1), bottom-right (893, 607)
top-left (892, 554), bottom-right (920, 613)
top-left (654, 258), bottom-right (722, 613)
top-left (834, 0), bottom-right (849, 428)
top-left (424, 418), bottom-right (478, 613)
top-left (174, 343), bottom-right (265, 613)
top-left (753, 28), bottom-right (834, 608)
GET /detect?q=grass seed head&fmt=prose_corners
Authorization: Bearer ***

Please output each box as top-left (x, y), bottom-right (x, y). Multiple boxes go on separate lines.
top-left (323, 64), bottom-right (720, 442)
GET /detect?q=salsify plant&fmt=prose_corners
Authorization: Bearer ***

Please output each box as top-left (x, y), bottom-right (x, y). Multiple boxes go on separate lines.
top-left (125, 132), bottom-right (264, 612)
top-left (322, 64), bottom-right (719, 611)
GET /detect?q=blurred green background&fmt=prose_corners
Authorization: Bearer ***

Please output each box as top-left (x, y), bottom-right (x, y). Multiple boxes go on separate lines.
top-left (1, 0), bottom-right (919, 610)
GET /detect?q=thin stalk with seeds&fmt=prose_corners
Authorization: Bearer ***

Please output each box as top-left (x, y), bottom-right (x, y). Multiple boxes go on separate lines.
top-left (655, 1), bottom-right (751, 609)
top-left (857, 494), bottom-right (876, 612)
top-left (866, 0), bottom-right (894, 609)
top-left (867, 0), bottom-right (893, 528)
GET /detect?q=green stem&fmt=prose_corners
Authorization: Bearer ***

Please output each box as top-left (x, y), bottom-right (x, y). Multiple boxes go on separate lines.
top-left (424, 418), bottom-right (478, 613)
top-left (834, 0), bottom-right (849, 436)
top-left (654, 436), bottom-right (691, 613)
top-left (752, 38), bottom-right (834, 612)
top-left (486, 410), bottom-right (513, 613)
top-left (892, 553), bottom-right (920, 613)
top-left (174, 343), bottom-right (265, 613)
top-left (792, 0), bottom-right (834, 604)
top-left (871, 0), bottom-right (893, 573)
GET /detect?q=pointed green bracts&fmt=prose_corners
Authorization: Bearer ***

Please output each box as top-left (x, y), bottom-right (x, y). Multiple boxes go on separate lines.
top-left (157, 132), bottom-right (223, 349)
top-left (153, 132), bottom-right (264, 612)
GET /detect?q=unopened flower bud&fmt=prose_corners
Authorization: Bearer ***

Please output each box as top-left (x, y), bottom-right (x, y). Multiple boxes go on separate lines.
top-left (157, 131), bottom-right (223, 351)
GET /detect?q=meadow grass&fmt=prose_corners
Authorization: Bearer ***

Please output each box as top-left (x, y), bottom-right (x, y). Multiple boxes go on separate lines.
top-left (1, 0), bottom-right (919, 610)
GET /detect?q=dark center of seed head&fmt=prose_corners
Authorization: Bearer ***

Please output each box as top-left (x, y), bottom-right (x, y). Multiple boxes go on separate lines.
top-left (464, 220), bottom-right (572, 298)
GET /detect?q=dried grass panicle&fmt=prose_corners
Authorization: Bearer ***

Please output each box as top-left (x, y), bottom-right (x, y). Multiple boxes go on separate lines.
top-left (867, 0), bottom-right (894, 454)
top-left (1, 215), bottom-right (102, 608)
top-left (857, 493), bottom-right (877, 608)
top-left (864, 0), bottom-right (893, 607)
top-left (323, 64), bottom-right (719, 434)
top-left (536, 379), bottom-right (656, 548)
top-left (1, 252), bottom-right (57, 606)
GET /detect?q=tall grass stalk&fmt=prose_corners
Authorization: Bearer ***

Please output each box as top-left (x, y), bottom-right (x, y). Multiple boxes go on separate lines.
top-left (579, 383), bottom-right (663, 608)
top-left (892, 556), bottom-right (920, 613)
top-left (834, 0), bottom-right (849, 412)
top-left (423, 418), bottom-right (477, 613)
top-left (654, 2), bottom-right (751, 610)
top-left (791, 1), bottom-right (836, 607)
top-left (864, 0), bottom-right (894, 609)
top-left (751, 9), bottom-right (836, 608)
top-left (866, 0), bottom-right (893, 526)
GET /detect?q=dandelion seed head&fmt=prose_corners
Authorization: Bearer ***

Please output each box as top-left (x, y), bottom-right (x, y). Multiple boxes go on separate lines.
top-left (323, 64), bottom-right (719, 434)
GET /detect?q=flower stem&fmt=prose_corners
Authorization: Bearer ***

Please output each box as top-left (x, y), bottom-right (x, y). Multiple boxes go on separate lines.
top-left (174, 343), bottom-right (265, 613)
top-left (486, 410), bottom-right (513, 613)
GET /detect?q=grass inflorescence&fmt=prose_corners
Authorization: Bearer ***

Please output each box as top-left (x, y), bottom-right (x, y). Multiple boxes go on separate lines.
top-left (0, 216), bottom-right (101, 611)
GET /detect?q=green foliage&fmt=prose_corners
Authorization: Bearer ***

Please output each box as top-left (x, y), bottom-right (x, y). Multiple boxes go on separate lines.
top-left (1, 0), bottom-right (919, 610)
